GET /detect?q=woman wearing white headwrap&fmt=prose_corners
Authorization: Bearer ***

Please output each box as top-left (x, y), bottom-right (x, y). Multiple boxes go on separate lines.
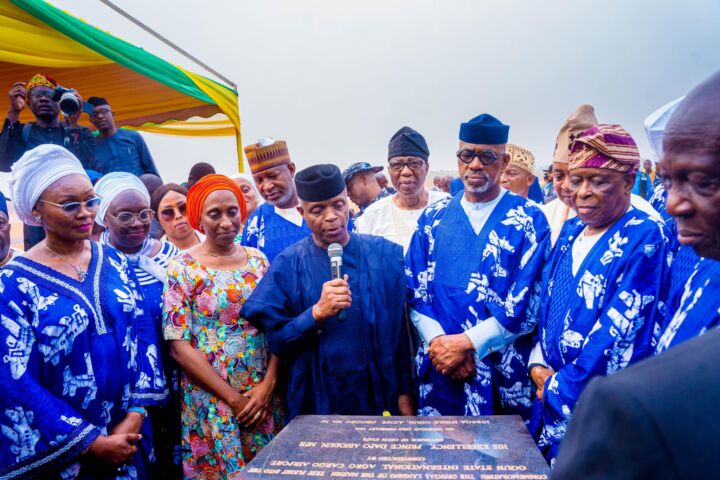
top-left (96, 172), bottom-right (179, 282)
top-left (230, 173), bottom-right (264, 242)
top-left (230, 172), bottom-right (264, 219)
top-left (0, 145), bottom-right (166, 479)
top-left (95, 171), bottom-right (182, 478)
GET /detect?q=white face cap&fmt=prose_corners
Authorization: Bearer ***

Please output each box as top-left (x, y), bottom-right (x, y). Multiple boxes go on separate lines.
top-left (258, 137), bottom-right (276, 147)
top-left (643, 97), bottom-right (684, 161)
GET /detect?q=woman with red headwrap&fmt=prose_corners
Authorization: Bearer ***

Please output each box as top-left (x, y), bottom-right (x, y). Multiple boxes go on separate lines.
top-left (162, 174), bottom-right (282, 478)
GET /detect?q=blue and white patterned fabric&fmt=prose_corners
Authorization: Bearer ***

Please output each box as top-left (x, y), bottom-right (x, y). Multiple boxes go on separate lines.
top-left (644, 181), bottom-right (717, 344)
top-left (240, 203), bottom-right (312, 263)
top-left (0, 243), bottom-right (166, 479)
top-left (99, 237), bottom-right (179, 477)
top-left (406, 192), bottom-right (550, 420)
top-left (656, 256), bottom-right (720, 353)
top-left (534, 208), bottom-right (673, 464)
top-left (241, 202), bottom-right (355, 263)
top-left (648, 182), bottom-right (669, 224)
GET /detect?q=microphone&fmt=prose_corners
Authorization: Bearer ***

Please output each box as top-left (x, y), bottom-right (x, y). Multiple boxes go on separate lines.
top-left (327, 243), bottom-right (346, 321)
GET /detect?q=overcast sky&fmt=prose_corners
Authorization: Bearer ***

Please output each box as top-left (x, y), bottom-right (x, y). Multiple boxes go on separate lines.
top-left (13, 0), bottom-right (720, 183)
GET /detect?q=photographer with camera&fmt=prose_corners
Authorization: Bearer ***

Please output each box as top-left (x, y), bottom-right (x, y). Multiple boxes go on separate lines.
top-left (0, 73), bottom-right (96, 248)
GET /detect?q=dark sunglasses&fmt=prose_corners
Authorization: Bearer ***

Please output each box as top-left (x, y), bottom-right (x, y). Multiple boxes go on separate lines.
top-left (159, 204), bottom-right (187, 220)
top-left (456, 149), bottom-right (505, 166)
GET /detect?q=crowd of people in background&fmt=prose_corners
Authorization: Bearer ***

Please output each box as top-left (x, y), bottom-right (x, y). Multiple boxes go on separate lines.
top-left (0, 69), bottom-right (718, 480)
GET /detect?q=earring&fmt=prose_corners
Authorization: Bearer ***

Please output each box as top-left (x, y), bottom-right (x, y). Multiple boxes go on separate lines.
top-left (34, 215), bottom-right (42, 223)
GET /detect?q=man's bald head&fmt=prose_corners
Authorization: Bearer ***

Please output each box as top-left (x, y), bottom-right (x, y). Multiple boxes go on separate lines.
top-left (661, 70), bottom-right (720, 260)
top-left (664, 70), bottom-right (720, 156)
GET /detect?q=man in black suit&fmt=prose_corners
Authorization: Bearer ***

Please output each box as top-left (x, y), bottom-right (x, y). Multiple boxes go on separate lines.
top-left (552, 328), bottom-right (720, 479)
top-left (552, 70), bottom-right (720, 480)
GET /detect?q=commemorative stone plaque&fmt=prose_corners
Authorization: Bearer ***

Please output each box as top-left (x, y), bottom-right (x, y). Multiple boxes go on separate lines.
top-left (244, 415), bottom-right (550, 479)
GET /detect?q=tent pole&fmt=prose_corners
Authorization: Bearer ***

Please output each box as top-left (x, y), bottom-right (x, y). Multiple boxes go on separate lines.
top-left (98, 0), bottom-right (237, 91)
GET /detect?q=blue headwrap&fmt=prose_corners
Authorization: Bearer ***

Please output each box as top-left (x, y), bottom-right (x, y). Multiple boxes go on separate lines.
top-left (459, 113), bottom-right (509, 145)
top-left (85, 169), bottom-right (103, 185)
top-left (0, 191), bottom-right (7, 216)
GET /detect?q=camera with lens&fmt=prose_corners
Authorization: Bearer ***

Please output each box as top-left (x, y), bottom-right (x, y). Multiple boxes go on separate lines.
top-left (51, 86), bottom-right (79, 115)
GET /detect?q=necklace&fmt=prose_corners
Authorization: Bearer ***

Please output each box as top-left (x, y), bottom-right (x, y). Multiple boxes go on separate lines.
top-left (45, 242), bottom-right (87, 281)
top-left (206, 245), bottom-right (241, 258)
top-left (0, 249), bottom-right (13, 267)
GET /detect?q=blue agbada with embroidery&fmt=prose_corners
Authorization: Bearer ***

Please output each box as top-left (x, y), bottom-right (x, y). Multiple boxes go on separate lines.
top-left (243, 234), bottom-right (411, 420)
top-left (240, 202), bottom-right (312, 263)
top-left (241, 202), bottom-right (355, 263)
top-left (405, 192), bottom-right (550, 419)
top-left (644, 181), bottom-right (720, 352)
top-left (656, 256), bottom-right (720, 353)
top-left (534, 209), bottom-right (672, 463)
top-left (0, 244), bottom-right (166, 479)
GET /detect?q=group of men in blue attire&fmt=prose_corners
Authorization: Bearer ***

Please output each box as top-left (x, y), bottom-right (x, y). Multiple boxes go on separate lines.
top-left (232, 70), bottom-right (720, 479)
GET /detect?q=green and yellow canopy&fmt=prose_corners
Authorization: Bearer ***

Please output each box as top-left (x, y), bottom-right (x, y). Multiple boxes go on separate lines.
top-left (0, 0), bottom-right (243, 167)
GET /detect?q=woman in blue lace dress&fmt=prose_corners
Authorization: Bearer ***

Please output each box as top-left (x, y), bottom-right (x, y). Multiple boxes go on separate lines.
top-left (0, 145), bottom-right (165, 479)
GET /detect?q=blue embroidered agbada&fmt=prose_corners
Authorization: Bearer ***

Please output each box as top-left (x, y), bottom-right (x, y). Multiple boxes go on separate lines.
top-left (240, 203), bottom-right (311, 263)
top-left (0, 243), bottom-right (166, 480)
top-left (644, 182), bottom-right (720, 354)
top-left (535, 209), bottom-right (672, 463)
top-left (243, 234), bottom-right (412, 421)
top-left (648, 182), bottom-right (671, 226)
top-left (100, 236), bottom-right (181, 478)
top-left (405, 192), bottom-right (550, 419)
top-left (656, 256), bottom-right (720, 353)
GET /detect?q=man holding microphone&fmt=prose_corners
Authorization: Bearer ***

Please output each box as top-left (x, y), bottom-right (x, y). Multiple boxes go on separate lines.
top-left (243, 164), bottom-right (414, 420)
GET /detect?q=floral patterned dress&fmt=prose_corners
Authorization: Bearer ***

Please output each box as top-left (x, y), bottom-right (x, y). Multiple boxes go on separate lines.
top-left (163, 248), bottom-right (282, 480)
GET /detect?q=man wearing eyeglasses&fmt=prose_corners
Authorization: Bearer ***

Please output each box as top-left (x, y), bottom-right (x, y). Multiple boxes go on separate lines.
top-left (405, 114), bottom-right (550, 420)
top-left (87, 97), bottom-right (160, 177)
top-left (356, 126), bottom-right (449, 252)
top-left (0, 74), bottom-right (96, 249)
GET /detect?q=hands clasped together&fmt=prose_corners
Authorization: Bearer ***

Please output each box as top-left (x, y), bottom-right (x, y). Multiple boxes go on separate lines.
top-left (428, 334), bottom-right (476, 381)
top-left (231, 381), bottom-right (275, 428)
top-left (87, 411), bottom-right (144, 466)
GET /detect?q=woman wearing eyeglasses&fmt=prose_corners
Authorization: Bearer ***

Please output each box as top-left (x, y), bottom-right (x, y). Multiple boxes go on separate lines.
top-left (95, 172), bottom-right (181, 479)
top-left (0, 145), bottom-right (166, 479)
top-left (151, 184), bottom-right (204, 252)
